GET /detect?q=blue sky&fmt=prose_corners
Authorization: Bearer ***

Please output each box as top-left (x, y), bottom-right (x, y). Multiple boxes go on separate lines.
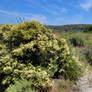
top-left (0, 0), bottom-right (92, 25)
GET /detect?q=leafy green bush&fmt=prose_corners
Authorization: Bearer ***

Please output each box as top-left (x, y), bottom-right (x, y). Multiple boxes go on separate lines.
top-left (64, 58), bottom-right (81, 80)
top-left (85, 46), bottom-right (92, 65)
top-left (6, 78), bottom-right (37, 92)
top-left (69, 36), bottom-right (85, 47)
top-left (83, 26), bottom-right (92, 32)
top-left (0, 20), bottom-right (81, 92)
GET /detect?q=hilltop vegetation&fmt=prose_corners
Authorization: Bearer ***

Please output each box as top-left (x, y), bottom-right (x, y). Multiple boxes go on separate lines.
top-left (54, 25), bottom-right (92, 67)
top-left (46, 24), bottom-right (92, 32)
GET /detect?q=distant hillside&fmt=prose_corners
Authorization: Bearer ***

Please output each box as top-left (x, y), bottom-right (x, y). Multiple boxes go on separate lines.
top-left (1, 24), bottom-right (92, 32)
top-left (46, 24), bottom-right (92, 32)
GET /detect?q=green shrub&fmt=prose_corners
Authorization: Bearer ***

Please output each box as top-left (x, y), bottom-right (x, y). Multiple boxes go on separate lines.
top-left (69, 36), bottom-right (85, 47)
top-left (64, 58), bottom-right (81, 80)
top-left (0, 20), bottom-right (81, 92)
top-left (6, 78), bottom-right (37, 92)
top-left (85, 46), bottom-right (92, 65)
top-left (83, 26), bottom-right (92, 33)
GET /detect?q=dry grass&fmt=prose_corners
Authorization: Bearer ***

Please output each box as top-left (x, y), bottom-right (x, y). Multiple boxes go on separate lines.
top-left (58, 79), bottom-right (73, 92)
top-left (55, 32), bottom-right (92, 43)
top-left (49, 79), bottom-right (80, 92)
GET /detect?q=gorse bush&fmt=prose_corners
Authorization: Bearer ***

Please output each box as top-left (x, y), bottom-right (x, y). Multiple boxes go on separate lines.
top-left (0, 20), bottom-right (81, 92)
top-left (69, 36), bottom-right (85, 47)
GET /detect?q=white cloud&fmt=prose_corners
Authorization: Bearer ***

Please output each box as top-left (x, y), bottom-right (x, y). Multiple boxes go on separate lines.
top-left (80, 0), bottom-right (92, 11)
top-left (25, 15), bottom-right (47, 24)
top-left (26, 0), bottom-right (68, 15)
top-left (0, 10), bottom-right (19, 16)
top-left (0, 9), bottom-right (47, 24)
top-left (0, 9), bottom-right (33, 17)
top-left (43, 6), bottom-right (68, 16)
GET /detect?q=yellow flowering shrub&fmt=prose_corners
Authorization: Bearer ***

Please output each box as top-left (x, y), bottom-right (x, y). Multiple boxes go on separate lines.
top-left (0, 21), bottom-right (81, 92)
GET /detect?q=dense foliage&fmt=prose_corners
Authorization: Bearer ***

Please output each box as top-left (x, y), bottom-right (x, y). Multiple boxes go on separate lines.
top-left (85, 46), bottom-right (92, 65)
top-left (0, 21), bottom-right (81, 92)
top-left (69, 36), bottom-right (85, 47)
top-left (6, 79), bottom-right (37, 92)
top-left (83, 26), bottom-right (92, 32)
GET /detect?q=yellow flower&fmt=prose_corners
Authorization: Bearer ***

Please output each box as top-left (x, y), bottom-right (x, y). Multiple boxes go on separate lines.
top-left (3, 67), bottom-right (12, 74)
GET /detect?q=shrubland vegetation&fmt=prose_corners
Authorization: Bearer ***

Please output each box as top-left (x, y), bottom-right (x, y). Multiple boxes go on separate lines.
top-left (69, 36), bottom-right (85, 47)
top-left (6, 78), bottom-right (37, 92)
top-left (84, 26), bottom-right (92, 32)
top-left (46, 24), bottom-right (92, 32)
top-left (84, 46), bottom-right (92, 65)
top-left (0, 21), bottom-right (81, 92)
top-left (55, 28), bottom-right (92, 68)
top-left (1, 21), bottom-right (92, 92)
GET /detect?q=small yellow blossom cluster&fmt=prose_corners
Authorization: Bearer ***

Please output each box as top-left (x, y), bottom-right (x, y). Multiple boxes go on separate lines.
top-left (24, 66), bottom-right (53, 88)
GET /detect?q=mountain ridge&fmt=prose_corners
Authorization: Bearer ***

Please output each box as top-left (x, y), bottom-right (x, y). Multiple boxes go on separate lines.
top-left (46, 24), bottom-right (92, 32)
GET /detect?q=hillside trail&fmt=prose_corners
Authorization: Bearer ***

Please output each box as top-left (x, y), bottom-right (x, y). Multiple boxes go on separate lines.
top-left (73, 56), bottom-right (92, 92)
